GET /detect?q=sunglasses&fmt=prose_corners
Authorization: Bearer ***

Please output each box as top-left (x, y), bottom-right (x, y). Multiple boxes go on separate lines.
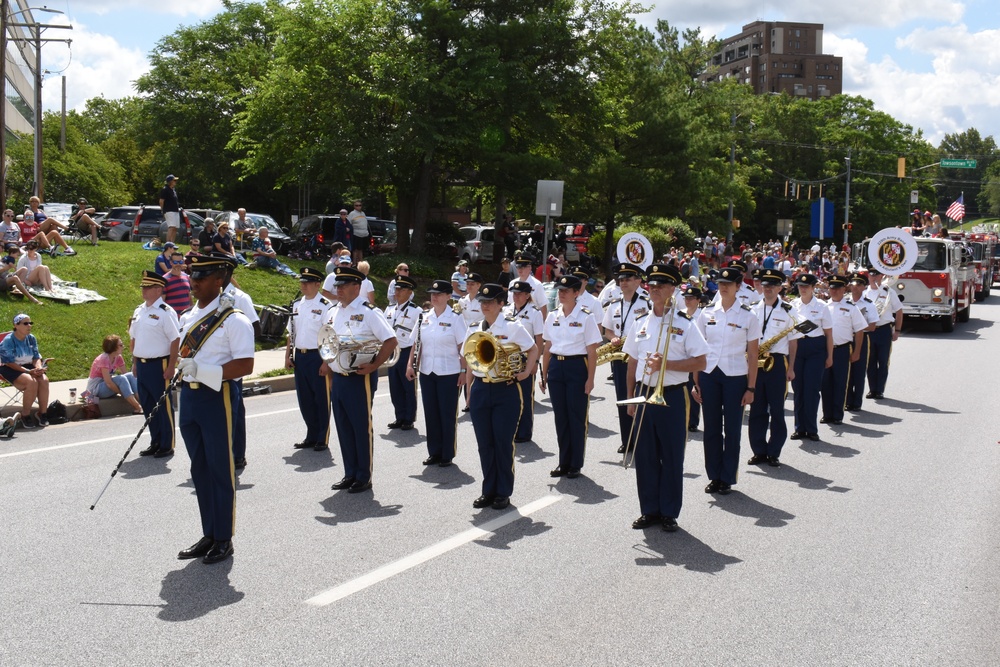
top-left (172, 260), bottom-right (185, 264)
top-left (18, 321), bottom-right (33, 326)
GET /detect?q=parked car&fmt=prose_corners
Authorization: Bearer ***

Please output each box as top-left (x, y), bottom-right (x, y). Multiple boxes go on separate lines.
top-left (457, 225), bottom-right (495, 263)
top-left (102, 205), bottom-right (201, 243)
top-left (156, 210), bottom-right (206, 244)
top-left (212, 211), bottom-right (293, 253)
top-left (185, 209), bottom-right (226, 223)
top-left (291, 214), bottom-right (396, 254)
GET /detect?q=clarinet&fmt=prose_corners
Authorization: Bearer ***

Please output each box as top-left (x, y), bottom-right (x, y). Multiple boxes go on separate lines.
top-left (411, 312), bottom-right (424, 373)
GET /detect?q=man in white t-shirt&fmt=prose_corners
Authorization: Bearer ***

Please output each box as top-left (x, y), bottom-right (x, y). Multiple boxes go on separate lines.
top-left (348, 200), bottom-right (369, 263)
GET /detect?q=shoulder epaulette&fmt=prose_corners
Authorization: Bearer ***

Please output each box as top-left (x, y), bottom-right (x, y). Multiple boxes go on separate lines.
top-left (319, 297), bottom-right (330, 306)
top-left (741, 303), bottom-right (752, 311)
top-left (635, 311), bottom-right (649, 321)
top-left (363, 301), bottom-right (376, 310)
top-left (532, 305), bottom-right (541, 312)
top-left (781, 302), bottom-right (793, 312)
top-left (159, 303), bottom-right (169, 311)
top-left (580, 307), bottom-right (592, 315)
top-left (504, 315), bottom-right (517, 322)
top-left (609, 297), bottom-right (623, 305)
top-left (405, 301), bottom-right (418, 309)
top-left (677, 310), bottom-right (692, 321)
top-left (179, 307), bottom-right (193, 317)
top-left (863, 297), bottom-right (873, 303)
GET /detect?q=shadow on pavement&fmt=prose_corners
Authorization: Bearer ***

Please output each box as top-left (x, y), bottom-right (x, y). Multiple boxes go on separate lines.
top-left (708, 490), bottom-right (795, 527)
top-left (158, 558), bottom-right (244, 621)
top-left (797, 438), bottom-right (860, 458)
top-left (316, 493), bottom-right (402, 526)
top-left (745, 463), bottom-right (848, 492)
top-left (552, 475), bottom-right (619, 505)
top-left (515, 438), bottom-right (554, 464)
top-left (118, 457), bottom-right (173, 480)
top-left (634, 532), bottom-right (743, 573)
top-left (474, 516), bottom-right (553, 550)
top-left (282, 448), bottom-right (336, 473)
top-left (877, 397), bottom-right (959, 415)
top-left (381, 428), bottom-right (423, 448)
top-left (408, 463), bottom-right (476, 490)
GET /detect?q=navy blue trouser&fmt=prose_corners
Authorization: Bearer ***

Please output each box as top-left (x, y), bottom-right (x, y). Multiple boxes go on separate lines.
top-left (548, 356), bottom-right (589, 471)
top-left (748, 353), bottom-right (788, 458)
top-left (294, 349), bottom-right (330, 445)
top-left (180, 380), bottom-right (237, 541)
top-left (822, 344), bottom-right (852, 422)
top-left (135, 356), bottom-right (174, 453)
top-left (419, 372), bottom-right (460, 461)
top-left (610, 359), bottom-right (633, 448)
top-left (331, 372), bottom-right (377, 484)
top-left (387, 346), bottom-right (416, 423)
top-left (687, 374), bottom-right (700, 429)
top-left (232, 379), bottom-right (246, 461)
top-left (700, 367), bottom-right (745, 485)
top-left (514, 371), bottom-right (535, 441)
top-left (847, 333), bottom-right (871, 409)
top-left (867, 323), bottom-right (893, 395)
top-left (470, 377), bottom-right (522, 498)
top-left (793, 336), bottom-right (826, 435)
top-left (634, 383), bottom-right (689, 519)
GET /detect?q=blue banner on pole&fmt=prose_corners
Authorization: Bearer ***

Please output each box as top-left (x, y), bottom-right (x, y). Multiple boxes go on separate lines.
top-left (810, 198), bottom-right (834, 239)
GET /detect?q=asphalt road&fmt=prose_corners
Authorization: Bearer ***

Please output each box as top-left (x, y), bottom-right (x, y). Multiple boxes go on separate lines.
top-left (3, 301), bottom-right (1000, 666)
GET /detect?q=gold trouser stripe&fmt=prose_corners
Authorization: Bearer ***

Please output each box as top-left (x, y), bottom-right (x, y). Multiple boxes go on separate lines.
top-left (781, 356), bottom-right (789, 401)
top-left (513, 383), bottom-right (523, 475)
top-left (322, 374), bottom-right (331, 445)
top-left (839, 344), bottom-right (853, 411)
top-left (683, 387), bottom-right (691, 448)
top-left (222, 382), bottom-right (236, 537)
top-left (162, 358), bottom-right (175, 450)
top-left (365, 373), bottom-right (374, 480)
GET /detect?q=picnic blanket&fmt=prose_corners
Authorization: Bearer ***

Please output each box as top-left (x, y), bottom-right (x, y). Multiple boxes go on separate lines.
top-left (27, 274), bottom-right (107, 305)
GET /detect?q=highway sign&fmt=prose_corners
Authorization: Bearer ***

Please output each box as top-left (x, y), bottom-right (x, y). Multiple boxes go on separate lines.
top-left (941, 159), bottom-right (977, 169)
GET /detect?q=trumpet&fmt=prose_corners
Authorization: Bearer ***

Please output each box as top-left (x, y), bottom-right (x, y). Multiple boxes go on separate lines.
top-left (463, 331), bottom-right (526, 382)
top-left (318, 324), bottom-right (400, 372)
top-left (596, 339), bottom-right (628, 365)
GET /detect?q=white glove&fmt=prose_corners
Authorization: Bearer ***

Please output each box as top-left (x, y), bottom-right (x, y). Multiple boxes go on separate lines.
top-left (177, 357), bottom-right (223, 392)
top-left (177, 357), bottom-right (198, 379)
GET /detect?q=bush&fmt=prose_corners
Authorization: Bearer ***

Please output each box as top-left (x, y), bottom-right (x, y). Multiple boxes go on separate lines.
top-left (588, 217), bottom-right (697, 260)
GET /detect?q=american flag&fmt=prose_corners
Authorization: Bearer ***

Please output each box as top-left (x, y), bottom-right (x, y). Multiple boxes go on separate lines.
top-left (946, 195), bottom-right (965, 222)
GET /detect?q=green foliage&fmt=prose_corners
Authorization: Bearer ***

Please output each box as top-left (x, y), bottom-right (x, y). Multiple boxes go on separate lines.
top-left (587, 217), bottom-right (695, 259)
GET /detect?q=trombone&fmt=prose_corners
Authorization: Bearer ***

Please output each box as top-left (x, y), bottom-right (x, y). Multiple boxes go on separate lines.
top-left (616, 297), bottom-right (676, 469)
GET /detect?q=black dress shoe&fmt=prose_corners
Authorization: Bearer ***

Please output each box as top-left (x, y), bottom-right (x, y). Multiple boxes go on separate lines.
top-left (767, 456), bottom-right (781, 467)
top-left (566, 469), bottom-right (581, 479)
top-left (438, 460), bottom-right (453, 467)
top-left (718, 483), bottom-right (732, 495)
top-left (632, 514), bottom-right (661, 529)
top-left (845, 405), bottom-right (860, 412)
top-left (331, 477), bottom-right (355, 490)
top-left (203, 540), bottom-right (233, 564)
top-left (790, 431), bottom-right (804, 440)
top-left (807, 433), bottom-right (820, 441)
top-left (348, 480), bottom-right (372, 494)
top-left (617, 443), bottom-right (626, 454)
top-left (400, 422), bottom-right (414, 431)
top-left (705, 480), bottom-right (722, 494)
top-left (514, 437), bottom-right (530, 443)
top-left (492, 496), bottom-right (510, 510)
top-left (865, 391), bottom-right (876, 399)
top-left (293, 441), bottom-right (315, 449)
top-left (140, 444), bottom-right (158, 456)
top-left (549, 467), bottom-right (568, 477)
top-left (423, 455), bottom-right (442, 465)
top-left (313, 443), bottom-right (329, 451)
top-left (234, 457), bottom-right (247, 469)
top-left (153, 449), bottom-right (174, 459)
top-left (688, 425), bottom-right (700, 432)
top-left (820, 417), bottom-right (831, 424)
top-left (461, 406), bottom-right (470, 412)
top-left (874, 393), bottom-right (885, 399)
top-left (747, 455), bottom-right (767, 465)
top-left (473, 494), bottom-right (495, 509)
top-left (829, 419), bottom-right (843, 425)
top-left (388, 420), bottom-right (403, 429)
top-left (178, 536), bottom-right (213, 560)
top-left (662, 517), bottom-right (678, 532)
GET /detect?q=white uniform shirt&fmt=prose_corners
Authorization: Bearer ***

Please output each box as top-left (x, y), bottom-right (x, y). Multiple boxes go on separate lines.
top-left (361, 278), bottom-right (375, 303)
top-left (543, 304), bottom-right (602, 356)
top-left (458, 294), bottom-right (484, 325)
top-left (864, 282), bottom-right (903, 325)
top-left (223, 284), bottom-right (259, 324)
top-left (753, 299), bottom-right (799, 356)
top-left (504, 301), bottom-right (544, 339)
top-left (178, 296), bottom-right (255, 377)
top-left (323, 294), bottom-right (396, 374)
top-left (600, 281), bottom-right (648, 308)
top-left (508, 274), bottom-right (547, 311)
top-left (416, 306), bottom-right (468, 375)
top-left (623, 308), bottom-right (708, 387)
top-left (385, 299), bottom-right (421, 348)
top-left (697, 301), bottom-right (762, 376)
top-left (601, 293), bottom-right (651, 340)
top-left (466, 316), bottom-right (536, 381)
top-left (129, 297), bottom-right (181, 358)
top-left (849, 295), bottom-right (879, 328)
top-left (792, 296), bottom-right (834, 337)
top-left (289, 292), bottom-right (333, 349)
top-left (826, 299), bottom-right (868, 345)
top-left (576, 290), bottom-right (604, 328)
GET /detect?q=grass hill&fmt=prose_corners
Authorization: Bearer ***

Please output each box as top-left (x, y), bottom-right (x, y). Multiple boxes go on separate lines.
top-left (1, 243), bottom-right (466, 381)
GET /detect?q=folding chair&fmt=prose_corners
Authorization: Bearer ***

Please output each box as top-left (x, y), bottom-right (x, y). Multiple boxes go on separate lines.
top-left (0, 332), bottom-right (24, 411)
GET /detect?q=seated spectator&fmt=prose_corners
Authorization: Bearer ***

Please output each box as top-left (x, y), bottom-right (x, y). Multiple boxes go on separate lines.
top-left (154, 241), bottom-right (177, 275)
top-left (17, 241), bottom-right (53, 292)
top-left (86, 334), bottom-right (142, 413)
top-left (0, 313), bottom-right (50, 428)
top-left (212, 222), bottom-right (247, 265)
top-left (198, 219), bottom-right (216, 249)
top-left (1, 252), bottom-right (42, 305)
top-left (70, 198), bottom-right (100, 246)
top-left (233, 208), bottom-right (256, 246)
top-left (250, 226), bottom-right (295, 275)
top-left (18, 212), bottom-right (75, 256)
top-left (0, 209), bottom-right (21, 245)
top-left (164, 249), bottom-right (192, 313)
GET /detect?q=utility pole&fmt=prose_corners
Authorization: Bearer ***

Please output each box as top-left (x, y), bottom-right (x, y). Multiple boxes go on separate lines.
top-left (726, 112), bottom-right (736, 245)
top-left (843, 148), bottom-right (852, 247)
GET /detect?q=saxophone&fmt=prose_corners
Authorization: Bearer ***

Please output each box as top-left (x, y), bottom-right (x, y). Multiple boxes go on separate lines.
top-left (596, 339), bottom-right (628, 365)
top-left (757, 317), bottom-right (801, 371)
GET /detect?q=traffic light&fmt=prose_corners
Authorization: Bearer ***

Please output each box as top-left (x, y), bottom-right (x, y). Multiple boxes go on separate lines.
top-left (897, 157), bottom-right (906, 179)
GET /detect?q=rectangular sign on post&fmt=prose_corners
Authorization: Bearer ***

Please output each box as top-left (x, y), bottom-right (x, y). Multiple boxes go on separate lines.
top-left (941, 159), bottom-right (977, 169)
top-left (535, 180), bottom-right (564, 217)
top-left (910, 190), bottom-right (919, 204)
top-left (777, 219), bottom-right (793, 235)
top-left (810, 198), bottom-right (834, 239)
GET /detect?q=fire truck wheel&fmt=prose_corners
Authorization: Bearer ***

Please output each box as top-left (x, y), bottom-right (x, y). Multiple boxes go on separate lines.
top-left (942, 311), bottom-right (956, 333)
top-left (958, 304), bottom-right (971, 323)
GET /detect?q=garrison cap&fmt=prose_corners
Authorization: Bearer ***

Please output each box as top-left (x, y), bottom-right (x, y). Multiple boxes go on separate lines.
top-left (615, 262), bottom-right (643, 279)
top-left (299, 267), bottom-right (324, 283)
top-left (827, 275), bottom-right (848, 288)
top-left (717, 267), bottom-right (743, 283)
top-left (140, 270), bottom-right (167, 288)
top-left (509, 280), bottom-right (533, 294)
top-left (682, 285), bottom-right (703, 299)
top-left (556, 275), bottom-right (583, 290)
top-left (759, 268), bottom-right (784, 285)
top-left (189, 255), bottom-right (233, 279)
top-left (425, 279), bottom-right (451, 294)
top-left (795, 273), bottom-right (819, 286)
top-left (476, 283), bottom-right (507, 301)
top-left (394, 275), bottom-right (417, 290)
top-left (332, 266), bottom-right (365, 285)
top-left (645, 263), bottom-right (681, 286)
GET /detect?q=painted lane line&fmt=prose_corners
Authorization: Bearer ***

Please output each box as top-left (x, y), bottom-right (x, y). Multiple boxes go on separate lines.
top-left (305, 494), bottom-right (563, 607)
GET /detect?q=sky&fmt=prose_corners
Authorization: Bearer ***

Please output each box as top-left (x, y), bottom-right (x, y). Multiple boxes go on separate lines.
top-left (32, 0), bottom-right (1000, 146)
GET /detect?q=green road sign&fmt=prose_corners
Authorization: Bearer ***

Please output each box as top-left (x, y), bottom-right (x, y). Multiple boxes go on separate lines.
top-left (941, 159), bottom-right (977, 169)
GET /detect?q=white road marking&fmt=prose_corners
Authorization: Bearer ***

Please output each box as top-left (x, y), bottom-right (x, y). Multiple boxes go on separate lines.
top-left (305, 494), bottom-right (563, 607)
top-left (0, 391), bottom-right (391, 459)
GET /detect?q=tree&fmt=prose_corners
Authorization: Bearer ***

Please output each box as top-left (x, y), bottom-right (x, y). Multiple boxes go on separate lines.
top-left (937, 128), bottom-right (998, 219)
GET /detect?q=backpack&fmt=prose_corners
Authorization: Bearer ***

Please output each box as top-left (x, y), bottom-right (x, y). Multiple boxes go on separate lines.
top-left (47, 400), bottom-right (68, 425)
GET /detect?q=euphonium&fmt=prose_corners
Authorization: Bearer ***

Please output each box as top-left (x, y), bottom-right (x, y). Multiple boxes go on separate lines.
top-left (318, 324), bottom-right (400, 372)
top-left (596, 339), bottom-right (628, 365)
top-left (463, 330), bottom-right (525, 382)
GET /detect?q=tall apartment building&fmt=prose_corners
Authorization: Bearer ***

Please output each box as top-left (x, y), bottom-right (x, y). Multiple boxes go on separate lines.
top-left (2, 1), bottom-right (38, 141)
top-left (703, 21), bottom-right (843, 100)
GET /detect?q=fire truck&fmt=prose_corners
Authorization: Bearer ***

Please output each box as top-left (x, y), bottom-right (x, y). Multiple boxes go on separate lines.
top-left (854, 236), bottom-right (976, 332)
top-left (949, 231), bottom-right (996, 301)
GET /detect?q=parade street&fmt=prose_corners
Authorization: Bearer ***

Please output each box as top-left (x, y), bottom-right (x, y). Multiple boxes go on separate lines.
top-left (3, 302), bottom-right (1000, 666)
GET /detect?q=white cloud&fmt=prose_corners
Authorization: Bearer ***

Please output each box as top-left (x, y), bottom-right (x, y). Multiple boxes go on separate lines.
top-left (68, 1), bottom-right (223, 18)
